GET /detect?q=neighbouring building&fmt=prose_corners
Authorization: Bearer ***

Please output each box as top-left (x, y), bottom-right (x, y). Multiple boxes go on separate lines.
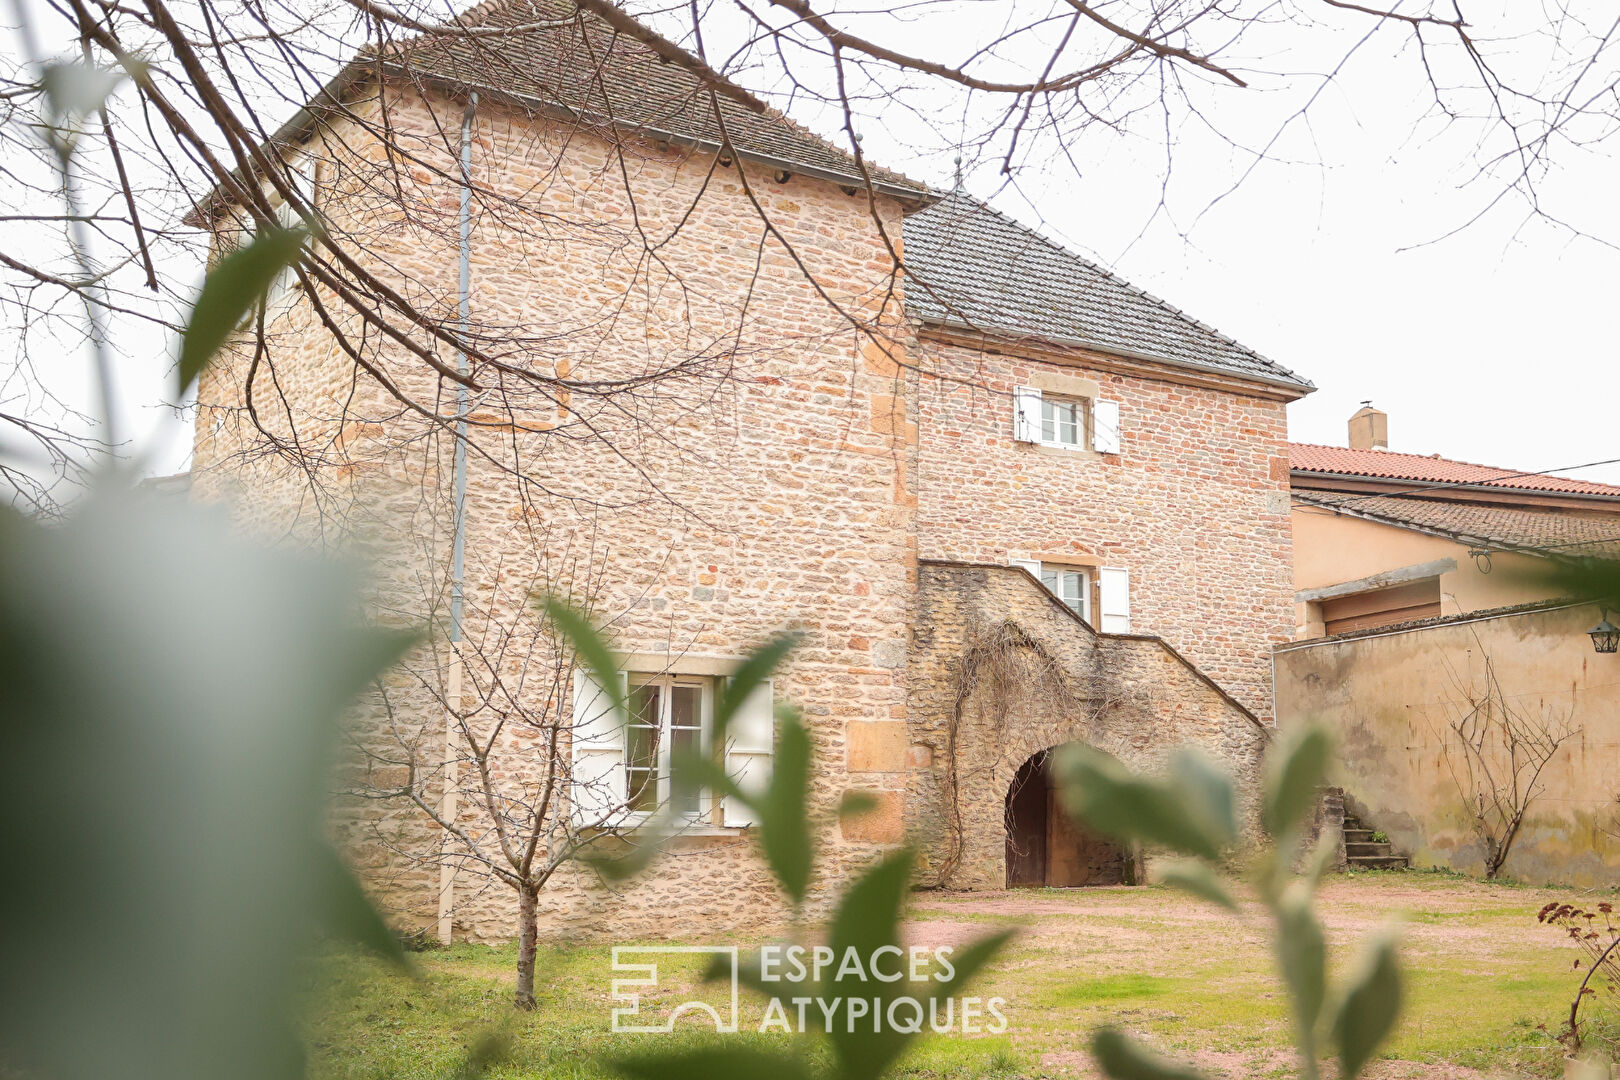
top-left (1277, 406), bottom-right (1620, 883)
top-left (188, 0), bottom-right (1313, 941)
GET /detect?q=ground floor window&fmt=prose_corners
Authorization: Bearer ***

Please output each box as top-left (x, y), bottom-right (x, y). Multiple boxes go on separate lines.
top-left (625, 674), bottom-right (712, 816)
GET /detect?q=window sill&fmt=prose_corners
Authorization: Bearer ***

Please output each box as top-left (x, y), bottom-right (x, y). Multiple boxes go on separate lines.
top-left (1031, 442), bottom-right (1102, 460)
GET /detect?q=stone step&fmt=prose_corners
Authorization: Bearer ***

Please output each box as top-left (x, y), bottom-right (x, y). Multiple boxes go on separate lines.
top-left (1343, 828), bottom-right (1376, 842)
top-left (1345, 841), bottom-right (1394, 857)
top-left (1347, 854), bottom-right (1409, 870)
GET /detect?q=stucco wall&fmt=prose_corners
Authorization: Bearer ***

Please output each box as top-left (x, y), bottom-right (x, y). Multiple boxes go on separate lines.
top-left (1275, 602), bottom-right (1620, 886)
top-left (1290, 506), bottom-right (1554, 637)
top-left (914, 336), bottom-right (1296, 720)
top-left (908, 561), bottom-right (1269, 890)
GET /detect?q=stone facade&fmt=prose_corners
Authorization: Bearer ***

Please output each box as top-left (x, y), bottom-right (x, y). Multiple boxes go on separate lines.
top-left (907, 562), bottom-right (1268, 889)
top-left (912, 333), bottom-right (1298, 720)
top-left (191, 74), bottom-right (1299, 941)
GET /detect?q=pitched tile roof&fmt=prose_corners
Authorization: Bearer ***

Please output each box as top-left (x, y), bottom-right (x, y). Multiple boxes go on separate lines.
top-left (1294, 491), bottom-right (1620, 560)
top-left (1289, 443), bottom-right (1620, 498)
top-left (901, 192), bottom-right (1313, 391)
top-left (377, 0), bottom-right (925, 195)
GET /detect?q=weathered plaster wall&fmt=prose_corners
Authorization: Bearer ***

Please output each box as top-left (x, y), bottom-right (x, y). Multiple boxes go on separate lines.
top-left (1275, 602), bottom-right (1620, 886)
top-left (192, 83), bottom-right (920, 942)
top-left (908, 562), bottom-right (1269, 890)
top-left (913, 336), bottom-right (1296, 720)
top-left (1290, 507), bottom-right (1554, 637)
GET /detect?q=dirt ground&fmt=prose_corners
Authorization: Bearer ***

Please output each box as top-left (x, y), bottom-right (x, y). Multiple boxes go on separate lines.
top-left (903, 873), bottom-right (1606, 1079)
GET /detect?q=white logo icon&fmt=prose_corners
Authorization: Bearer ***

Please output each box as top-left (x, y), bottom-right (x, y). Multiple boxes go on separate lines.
top-left (610, 945), bottom-right (739, 1033)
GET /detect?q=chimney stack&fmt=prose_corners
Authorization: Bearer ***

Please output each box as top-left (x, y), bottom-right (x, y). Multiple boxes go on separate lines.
top-left (1348, 402), bottom-right (1388, 451)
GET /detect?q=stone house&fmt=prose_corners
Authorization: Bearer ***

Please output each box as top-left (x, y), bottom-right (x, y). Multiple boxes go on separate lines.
top-left (1278, 406), bottom-right (1620, 883)
top-left (188, 0), bottom-right (1313, 940)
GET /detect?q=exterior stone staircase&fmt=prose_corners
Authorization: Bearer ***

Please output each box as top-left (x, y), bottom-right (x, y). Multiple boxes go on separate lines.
top-left (1343, 811), bottom-right (1409, 870)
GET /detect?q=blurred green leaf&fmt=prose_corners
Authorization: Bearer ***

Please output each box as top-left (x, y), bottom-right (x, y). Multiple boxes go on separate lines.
top-left (759, 707), bottom-right (814, 903)
top-left (578, 822), bottom-right (672, 882)
top-left (1092, 1027), bottom-right (1211, 1080)
top-left (0, 489), bottom-right (415, 1080)
top-left (1263, 725), bottom-right (1332, 837)
top-left (40, 61), bottom-right (126, 123)
top-left (1276, 884), bottom-right (1327, 1048)
top-left (315, 841), bottom-right (410, 971)
top-left (540, 596), bottom-right (625, 735)
top-left (179, 226), bottom-right (308, 391)
top-left (449, 1030), bottom-right (511, 1080)
top-left (616, 1046), bottom-right (811, 1080)
top-left (1052, 743), bottom-right (1225, 861)
top-left (714, 631), bottom-right (799, 744)
top-left (838, 789), bottom-right (879, 819)
top-left (1168, 749), bottom-right (1237, 848)
top-left (1301, 826), bottom-right (1341, 892)
top-left (1158, 859), bottom-right (1238, 912)
top-left (1331, 928), bottom-right (1402, 1080)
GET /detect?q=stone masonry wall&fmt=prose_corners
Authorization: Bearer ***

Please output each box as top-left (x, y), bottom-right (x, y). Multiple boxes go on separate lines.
top-left (908, 561), bottom-right (1269, 890)
top-left (912, 335), bottom-right (1296, 721)
top-left (192, 81), bottom-right (920, 942)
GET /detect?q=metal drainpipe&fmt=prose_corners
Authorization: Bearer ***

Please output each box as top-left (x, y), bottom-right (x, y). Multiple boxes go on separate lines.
top-left (438, 91), bottom-right (477, 946)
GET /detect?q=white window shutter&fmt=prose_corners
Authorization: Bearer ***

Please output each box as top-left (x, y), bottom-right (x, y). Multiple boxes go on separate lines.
top-left (1092, 399), bottom-right (1121, 454)
top-left (723, 678), bottom-right (774, 827)
top-left (1009, 557), bottom-right (1041, 579)
top-left (1013, 386), bottom-right (1042, 443)
top-left (1099, 567), bottom-right (1131, 633)
top-left (571, 667), bottom-right (627, 825)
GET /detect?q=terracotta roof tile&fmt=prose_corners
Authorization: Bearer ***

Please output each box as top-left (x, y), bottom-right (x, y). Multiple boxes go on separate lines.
top-left (1289, 443), bottom-right (1620, 497)
top-left (902, 193), bottom-right (1312, 390)
top-left (1293, 491), bottom-right (1620, 560)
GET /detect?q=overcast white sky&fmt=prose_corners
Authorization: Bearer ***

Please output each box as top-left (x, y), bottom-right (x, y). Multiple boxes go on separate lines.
top-left (18, 0), bottom-right (1620, 487)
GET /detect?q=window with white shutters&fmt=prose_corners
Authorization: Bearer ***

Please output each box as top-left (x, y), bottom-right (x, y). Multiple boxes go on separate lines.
top-left (570, 667), bottom-right (772, 829)
top-left (1010, 559), bottom-right (1092, 624)
top-left (1012, 386), bottom-right (1120, 453)
top-left (570, 667), bottom-right (628, 825)
top-left (1098, 567), bottom-right (1131, 633)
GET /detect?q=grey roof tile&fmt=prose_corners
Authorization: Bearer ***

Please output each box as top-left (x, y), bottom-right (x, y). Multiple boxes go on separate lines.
top-left (902, 192), bottom-right (1312, 389)
top-left (381, 0), bottom-right (926, 195)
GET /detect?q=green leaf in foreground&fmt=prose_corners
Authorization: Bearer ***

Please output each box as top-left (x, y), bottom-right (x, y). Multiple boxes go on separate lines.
top-left (1157, 858), bottom-right (1237, 912)
top-left (539, 596), bottom-right (625, 734)
top-left (758, 707), bottom-right (814, 903)
top-left (1331, 928), bottom-right (1402, 1079)
top-left (179, 225), bottom-right (308, 390)
top-left (1263, 724), bottom-right (1332, 837)
top-left (1092, 1027), bottom-right (1211, 1080)
top-left (315, 841), bottom-right (410, 972)
top-left (1276, 884), bottom-right (1327, 1048)
top-left (1052, 743), bottom-right (1226, 860)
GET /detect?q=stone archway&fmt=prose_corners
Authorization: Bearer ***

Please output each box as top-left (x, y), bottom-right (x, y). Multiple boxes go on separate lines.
top-left (1004, 747), bottom-right (1130, 888)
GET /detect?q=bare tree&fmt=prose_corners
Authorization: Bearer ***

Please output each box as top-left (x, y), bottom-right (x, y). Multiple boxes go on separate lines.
top-left (5, 0), bottom-right (1620, 514)
top-left (1435, 641), bottom-right (1580, 879)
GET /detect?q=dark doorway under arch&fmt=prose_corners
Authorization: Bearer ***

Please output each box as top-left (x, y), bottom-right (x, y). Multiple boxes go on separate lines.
top-left (1005, 749), bottom-right (1129, 887)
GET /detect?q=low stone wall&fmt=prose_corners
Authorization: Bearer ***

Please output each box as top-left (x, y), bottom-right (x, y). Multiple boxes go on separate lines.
top-left (908, 561), bottom-right (1270, 890)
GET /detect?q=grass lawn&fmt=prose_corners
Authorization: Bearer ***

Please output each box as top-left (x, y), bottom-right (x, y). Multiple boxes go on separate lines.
top-left (306, 872), bottom-right (1617, 1079)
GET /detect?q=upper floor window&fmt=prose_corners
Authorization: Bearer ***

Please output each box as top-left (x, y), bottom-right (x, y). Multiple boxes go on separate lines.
top-left (1014, 386), bottom-right (1120, 453)
top-left (1041, 396), bottom-right (1087, 450)
top-left (1010, 558), bottom-right (1130, 632)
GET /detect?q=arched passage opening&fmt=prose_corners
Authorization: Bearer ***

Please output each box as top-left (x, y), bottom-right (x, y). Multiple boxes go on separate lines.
top-left (1004, 748), bottom-right (1131, 887)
